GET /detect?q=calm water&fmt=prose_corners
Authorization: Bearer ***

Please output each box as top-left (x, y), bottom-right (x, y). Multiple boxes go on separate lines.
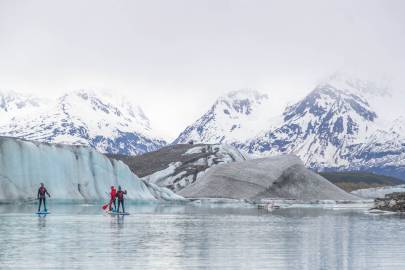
top-left (0, 203), bottom-right (404, 270)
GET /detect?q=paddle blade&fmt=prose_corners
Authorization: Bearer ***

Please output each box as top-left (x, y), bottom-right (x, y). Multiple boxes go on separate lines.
top-left (102, 204), bottom-right (108, 210)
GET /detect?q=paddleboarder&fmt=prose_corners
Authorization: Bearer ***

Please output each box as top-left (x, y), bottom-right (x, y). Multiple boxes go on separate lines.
top-left (109, 186), bottom-right (117, 211)
top-left (116, 186), bottom-right (127, 213)
top-left (37, 183), bottom-right (51, 212)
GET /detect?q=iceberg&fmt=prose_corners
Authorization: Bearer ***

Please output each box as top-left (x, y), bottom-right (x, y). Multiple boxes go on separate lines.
top-left (0, 137), bottom-right (183, 203)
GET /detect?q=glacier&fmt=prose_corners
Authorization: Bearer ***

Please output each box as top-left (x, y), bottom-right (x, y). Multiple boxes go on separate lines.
top-left (0, 136), bottom-right (182, 203)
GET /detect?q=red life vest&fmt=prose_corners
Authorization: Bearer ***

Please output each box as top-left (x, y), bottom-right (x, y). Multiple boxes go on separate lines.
top-left (38, 187), bottom-right (47, 197)
top-left (116, 190), bottom-right (125, 200)
top-left (110, 188), bottom-right (116, 199)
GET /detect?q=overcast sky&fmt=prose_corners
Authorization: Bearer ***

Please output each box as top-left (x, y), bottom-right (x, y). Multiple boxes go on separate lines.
top-left (0, 0), bottom-right (404, 139)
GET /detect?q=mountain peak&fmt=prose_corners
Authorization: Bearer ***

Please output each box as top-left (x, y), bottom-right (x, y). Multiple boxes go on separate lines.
top-left (0, 90), bottom-right (46, 114)
top-left (214, 89), bottom-right (269, 117)
top-left (321, 72), bottom-right (391, 98)
top-left (174, 89), bottom-right (271, 144)
top-left (224, 89), bottom-right (269, 101)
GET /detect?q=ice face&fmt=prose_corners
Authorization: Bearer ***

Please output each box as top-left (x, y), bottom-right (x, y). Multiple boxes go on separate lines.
top-left (0, 137), bottom-right (182, 202)
top-left (351, 185), bottom-right (405, 199)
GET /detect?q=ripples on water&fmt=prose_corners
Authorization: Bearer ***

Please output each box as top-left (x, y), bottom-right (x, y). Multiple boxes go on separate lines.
top-left (0, 203), bottom-right (404, 270)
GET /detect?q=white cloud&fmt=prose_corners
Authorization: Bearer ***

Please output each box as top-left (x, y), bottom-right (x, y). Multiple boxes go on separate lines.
top-left (0, 0), bottom-right (404, 139)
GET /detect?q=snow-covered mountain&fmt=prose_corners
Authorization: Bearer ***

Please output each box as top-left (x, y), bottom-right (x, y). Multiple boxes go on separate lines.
top-left (173, 89), bottom-right (272, 144)
top-left (174, 76), bottom-right (405, 180)
top-left (247, 82), bottom-right (379, 167)
top-left (0, 90), bottom-right (48, 116)
top-left (246, 76), bottom-right (405, 179)
top-left (0, 90), bottom-right (166, 155)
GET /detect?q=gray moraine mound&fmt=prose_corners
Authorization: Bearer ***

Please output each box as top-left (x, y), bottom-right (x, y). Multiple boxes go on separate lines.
top-left (179, 155), bottom-right (359, 201)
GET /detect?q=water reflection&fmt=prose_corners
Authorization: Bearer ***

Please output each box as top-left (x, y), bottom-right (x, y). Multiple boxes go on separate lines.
top-left (0, 204), bottom-right (404, 269)
top-left (37, 216), bottom-right (47, 228)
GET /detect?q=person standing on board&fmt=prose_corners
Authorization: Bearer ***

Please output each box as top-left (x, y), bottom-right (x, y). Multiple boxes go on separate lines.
top-left (116, 186), bottom-right (127, 213)
top-left (109, 186), bottom-right (117, 211)
top-left (37, 183), bottom-right (51, 212)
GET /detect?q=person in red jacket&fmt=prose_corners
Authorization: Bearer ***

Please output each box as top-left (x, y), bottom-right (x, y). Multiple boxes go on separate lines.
top-left (109, 186), bottom-right (117, 211)
top-left (116, 186), bottom-right (127, 213)
top-left (37, 183), bottom-right (51, 212)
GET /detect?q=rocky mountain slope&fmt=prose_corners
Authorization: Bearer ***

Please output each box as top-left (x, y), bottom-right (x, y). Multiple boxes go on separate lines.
top-left (0, 90), bottom-right (166, 155)
top-left (110, 143), bottom-right (246, 192)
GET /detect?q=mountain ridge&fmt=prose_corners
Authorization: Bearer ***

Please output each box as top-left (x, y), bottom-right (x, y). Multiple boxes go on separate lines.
top-left (0, 89), bottom-right (166, 155)
top-left (173, 76), bottom-right (405, 180)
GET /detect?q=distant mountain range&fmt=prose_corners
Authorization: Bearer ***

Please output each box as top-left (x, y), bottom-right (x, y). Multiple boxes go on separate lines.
top-left (1, 74), bottom-right (404, 180)
top-left (0, 90), bottom-right (165, 155)
top-left (175, 74), bottom-right (405, 180)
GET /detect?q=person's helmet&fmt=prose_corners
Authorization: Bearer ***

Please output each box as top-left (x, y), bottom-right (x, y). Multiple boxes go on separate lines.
top-left (118, 186), bottom-right (122, 191)
top-left (111, 186), bottom-right (114, 189)
top-left (40, 182), bottom-right (44, 186)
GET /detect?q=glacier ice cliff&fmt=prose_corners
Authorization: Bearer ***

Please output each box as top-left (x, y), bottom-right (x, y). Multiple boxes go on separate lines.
top-left (0, 137), bottom-right (182, 203)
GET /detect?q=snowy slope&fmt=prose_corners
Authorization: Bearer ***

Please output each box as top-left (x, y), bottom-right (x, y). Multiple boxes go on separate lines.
top-left (246, 76), bottom-right (405, 178)
top-left (0, 90), bottom-right (166, 155)
top-left (247, 83), bottom-right (379, 167)
top-left (173, 89), bottom-right (272, 144)
top-left (0, 136), bottom-right (181, 202)
top-left (247, 77), bottom-right (405, 178)
top-left (342, 117), bottom-right (405, 178)
top-left (0, 90), bottom-right (46, 112)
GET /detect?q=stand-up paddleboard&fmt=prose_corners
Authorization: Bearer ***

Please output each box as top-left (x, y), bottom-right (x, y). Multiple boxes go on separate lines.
top-left (36, 211), bottom-right (50, 215)
top-left (107, 211), bottom-right (130, 216)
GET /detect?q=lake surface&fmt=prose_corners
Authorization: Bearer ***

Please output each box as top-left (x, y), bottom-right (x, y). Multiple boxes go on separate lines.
top-left (0, 203), bottom-right (404, 270)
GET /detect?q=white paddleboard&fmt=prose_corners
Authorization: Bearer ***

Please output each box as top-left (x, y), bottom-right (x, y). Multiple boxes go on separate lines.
top-left (36, 211), bottom-right (50, 215)
top-left (107, 211), bottom-right (130, 216)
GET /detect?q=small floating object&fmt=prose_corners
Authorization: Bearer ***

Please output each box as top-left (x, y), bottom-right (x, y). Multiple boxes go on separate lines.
top-left (258, 203), bottom-right (279, 211)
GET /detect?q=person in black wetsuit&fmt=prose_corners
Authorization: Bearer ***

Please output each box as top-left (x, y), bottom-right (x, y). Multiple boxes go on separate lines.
top-left (116, 186), bottom-right (127, 213)
top-left (37, 183), bottom-right (51, 212)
